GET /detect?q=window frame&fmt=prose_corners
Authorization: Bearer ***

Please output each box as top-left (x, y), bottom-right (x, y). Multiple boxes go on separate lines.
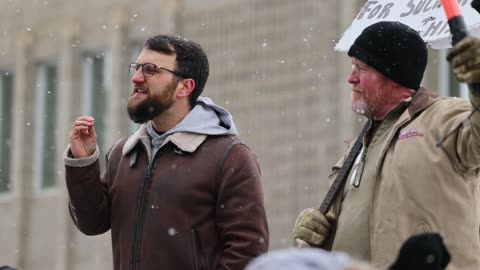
top-left (81, 51), bottom-right (110, 172)
top-left (0, 71), bottom-right (14, 197)
top-left (33, 62), bottom-right (59, 194)
top-left (129, 42), bottom-right (144, 133)
top-left (438, 49), bottom-right (468, 98)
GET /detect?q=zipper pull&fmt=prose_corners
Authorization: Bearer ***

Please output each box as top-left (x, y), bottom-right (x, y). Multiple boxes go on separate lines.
top-left (144, 165), bottom-right (152, 181)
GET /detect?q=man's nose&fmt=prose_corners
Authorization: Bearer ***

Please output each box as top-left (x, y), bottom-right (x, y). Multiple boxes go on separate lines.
top-left (132, 68), bottom-right (145, 84)
top-left (348, 70), bottom-right (359, 85)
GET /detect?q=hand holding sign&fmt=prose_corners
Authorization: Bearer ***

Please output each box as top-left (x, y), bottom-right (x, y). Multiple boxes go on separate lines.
top-left (441, 0), bottom-right (480, 96)
top-left (447, 37), bottom-right (480, 86)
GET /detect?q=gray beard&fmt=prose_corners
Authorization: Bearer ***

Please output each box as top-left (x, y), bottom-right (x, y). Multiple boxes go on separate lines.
top-left (351, 99), bottom-right (371, 118)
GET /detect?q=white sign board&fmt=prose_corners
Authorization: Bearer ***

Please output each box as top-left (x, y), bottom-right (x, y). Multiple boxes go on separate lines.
top-left (335, 0), bottom-right (480, 51)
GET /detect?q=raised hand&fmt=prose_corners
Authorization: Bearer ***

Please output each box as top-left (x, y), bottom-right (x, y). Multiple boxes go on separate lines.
top-left (69, 116), bottom-right (97, 158)
top-left (447, 37), bottom-right (480, 85)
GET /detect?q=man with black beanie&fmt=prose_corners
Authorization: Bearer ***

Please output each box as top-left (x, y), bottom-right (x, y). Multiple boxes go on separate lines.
top-left (293, 21), bottom-right (480, 269)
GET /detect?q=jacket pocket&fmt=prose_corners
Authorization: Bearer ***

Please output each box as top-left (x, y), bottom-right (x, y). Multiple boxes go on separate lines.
top-left (192, 229), bottom-right (207, 270)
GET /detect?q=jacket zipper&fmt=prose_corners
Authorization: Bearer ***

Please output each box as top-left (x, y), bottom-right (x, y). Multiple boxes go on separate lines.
top-left (131, 164), bottom-right (154, 270)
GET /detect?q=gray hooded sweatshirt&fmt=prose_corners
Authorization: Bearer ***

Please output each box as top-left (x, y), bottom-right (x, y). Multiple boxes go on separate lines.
top-left (147, 96), bottom-right (238, 159)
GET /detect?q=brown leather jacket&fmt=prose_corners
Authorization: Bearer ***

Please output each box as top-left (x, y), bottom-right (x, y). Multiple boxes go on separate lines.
top-left (65, 128), bottom-right (269, 270)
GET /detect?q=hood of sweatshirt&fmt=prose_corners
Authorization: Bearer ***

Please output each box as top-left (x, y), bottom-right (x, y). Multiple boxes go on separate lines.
top-left (147, 96), bottom-right (238, 151)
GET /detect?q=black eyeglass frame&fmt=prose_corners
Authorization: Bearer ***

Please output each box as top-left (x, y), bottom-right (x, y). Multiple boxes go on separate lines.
top-left (129, 63), bottom-right (187, 78)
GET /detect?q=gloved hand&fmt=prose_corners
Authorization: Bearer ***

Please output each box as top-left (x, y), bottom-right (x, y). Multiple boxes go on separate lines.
top-left (293, 208), bottom-right (336, 247)
top-left (447, 37), bottom-right (480, 85)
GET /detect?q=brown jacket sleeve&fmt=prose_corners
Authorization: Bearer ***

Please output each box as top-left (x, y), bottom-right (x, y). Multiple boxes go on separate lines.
top-left (65, 147), bottom-right (112, 235)
top-left (215, 144), bottom-right (269, 270)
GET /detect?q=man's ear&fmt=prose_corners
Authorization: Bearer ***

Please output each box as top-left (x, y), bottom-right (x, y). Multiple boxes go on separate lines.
top-left (390, 80), bottom-right (416, 97)
top-left (177, 78), bottom-right (195, 98)
top-left (389, 80), bottom-right (401, 89)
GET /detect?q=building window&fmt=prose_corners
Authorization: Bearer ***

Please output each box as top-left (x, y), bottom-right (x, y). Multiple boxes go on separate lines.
top-left (130, 42), bottom-right (143, 132)
top-left (0, 72), bottom-right (13, 193)
top-left (82, 52), bottom-right (109, 169)
top-left (33, 63), bottom-right (58, 191)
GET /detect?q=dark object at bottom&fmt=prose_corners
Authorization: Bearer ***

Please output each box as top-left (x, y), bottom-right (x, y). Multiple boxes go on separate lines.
top-left (388, 233), bottom-right (451, 270)
top-left (472, 0), bottom-right (480, 13)
top-left (0, 266), bottom-right (17, 270)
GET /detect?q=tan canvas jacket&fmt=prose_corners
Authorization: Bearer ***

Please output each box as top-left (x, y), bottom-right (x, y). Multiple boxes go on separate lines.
top-left (329, 87), bottom-right (480, 270)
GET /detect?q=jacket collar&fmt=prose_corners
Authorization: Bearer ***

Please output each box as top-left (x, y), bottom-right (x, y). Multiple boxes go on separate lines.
top-left (347, 87), bottom-right (439, 146)
top-left (122, 124), bottom-right (207, 157)
top-left (378, 87), bottom-right (439, 132)
top-left (407, 87), bottom-right (439, 117)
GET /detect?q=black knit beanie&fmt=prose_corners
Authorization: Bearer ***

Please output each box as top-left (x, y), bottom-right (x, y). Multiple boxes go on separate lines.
top-left (348, 21), bottom-right (428, 90)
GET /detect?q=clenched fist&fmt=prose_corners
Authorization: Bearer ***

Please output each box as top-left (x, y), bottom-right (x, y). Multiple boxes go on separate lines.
top-left (293, 208), bottom-right (336, 247)
top-left (69, 116), bottom-right (97, 158)
top-left (447, 37), bottom-right (480, 86)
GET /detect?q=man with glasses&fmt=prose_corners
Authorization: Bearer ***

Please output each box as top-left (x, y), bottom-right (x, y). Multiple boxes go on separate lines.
top-left (64, 34), bottom-right (269, 270)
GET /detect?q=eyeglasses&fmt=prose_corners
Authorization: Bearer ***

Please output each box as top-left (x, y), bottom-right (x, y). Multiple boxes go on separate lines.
top-left (129, 63), bottom-right (187, 78)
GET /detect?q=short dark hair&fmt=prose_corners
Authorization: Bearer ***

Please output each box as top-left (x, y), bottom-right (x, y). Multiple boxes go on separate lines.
top-left (144, 34), bottom-right (209, 107)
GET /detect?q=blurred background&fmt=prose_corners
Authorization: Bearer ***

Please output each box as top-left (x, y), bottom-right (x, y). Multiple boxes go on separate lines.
top-left (0, 0), bottom-right (465, 269)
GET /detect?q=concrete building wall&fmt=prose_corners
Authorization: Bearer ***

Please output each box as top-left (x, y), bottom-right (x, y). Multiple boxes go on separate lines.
top-left (0, 0), bottom-right (445, 269)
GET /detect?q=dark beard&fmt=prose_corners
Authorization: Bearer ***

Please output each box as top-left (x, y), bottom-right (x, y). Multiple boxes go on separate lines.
top-left (127, 82), bottom-right (176, 123)
top-left (127, 98), bottom-right (166, 124)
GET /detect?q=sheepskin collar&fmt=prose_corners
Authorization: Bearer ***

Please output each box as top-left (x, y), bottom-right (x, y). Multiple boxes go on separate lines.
top-left (122, 124), bottom-right (207, 159)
